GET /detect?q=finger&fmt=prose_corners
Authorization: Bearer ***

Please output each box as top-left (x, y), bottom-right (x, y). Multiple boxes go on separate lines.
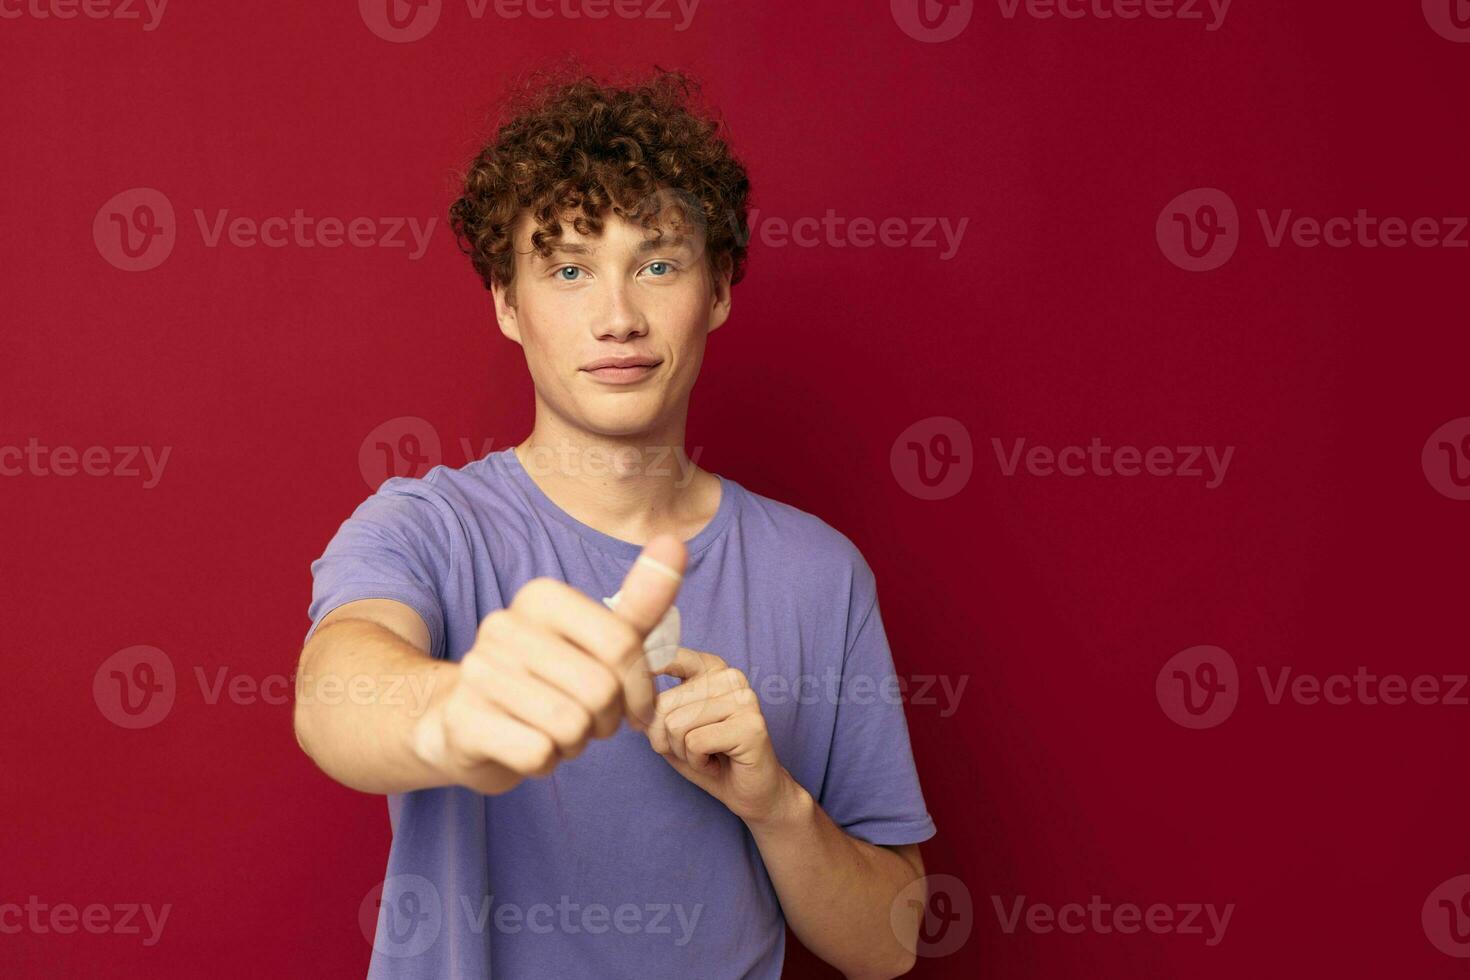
top-left (483, 616), bottom-right (623, 739)
top-left (654, 666), bottom-right (748, 716)
top-left (646, 666), bottom-right (748, 751)
top-left (663, 690), bottom-right (750, 764)
top-left (442, 699), bottom-right (559, 779)
top-left (684, 716), bottom-right (761, 770)
top-left (509, 579), bottom-right (653, 729)
top-left (605, 535), bottom-right (687, 729)
top-left (612, 534), bottom-right (687, 637)
top-left (477, 664), bottom-right (595, 761)
top-left (651, 646), bottom-right (726, 682)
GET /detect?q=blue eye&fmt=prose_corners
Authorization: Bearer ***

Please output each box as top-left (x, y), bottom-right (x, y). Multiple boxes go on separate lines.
top-left (555, 266), bottom-right (582, 281)
top-left (646, 261), bottom-right (672, 277)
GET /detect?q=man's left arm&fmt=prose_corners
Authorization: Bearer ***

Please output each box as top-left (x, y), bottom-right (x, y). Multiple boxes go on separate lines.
top-left (646, 649), bottom-right (926, 979)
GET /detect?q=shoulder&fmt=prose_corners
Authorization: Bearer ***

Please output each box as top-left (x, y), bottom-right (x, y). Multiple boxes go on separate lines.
top-left (346, 453), bottom-right (515, 552)
top-left (729, 480), bottom-right (878, 611)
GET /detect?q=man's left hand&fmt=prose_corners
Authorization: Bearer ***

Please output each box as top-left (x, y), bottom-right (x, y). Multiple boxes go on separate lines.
top-left (643, 647), bottom-right (794, 823)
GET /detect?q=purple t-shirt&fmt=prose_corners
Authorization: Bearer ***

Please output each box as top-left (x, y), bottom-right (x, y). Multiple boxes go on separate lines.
top-left (304, 447), bottom-right (936, 979)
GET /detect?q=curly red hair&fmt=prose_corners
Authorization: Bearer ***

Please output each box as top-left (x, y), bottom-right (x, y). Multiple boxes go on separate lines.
top-left (449, 63), bottom-right (752, 298)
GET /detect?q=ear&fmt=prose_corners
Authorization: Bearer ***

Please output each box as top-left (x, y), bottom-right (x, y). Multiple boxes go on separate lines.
top-left (706, 257), bottom-right (733, 335)
top-left (491, 278), bottom-right (523, 345)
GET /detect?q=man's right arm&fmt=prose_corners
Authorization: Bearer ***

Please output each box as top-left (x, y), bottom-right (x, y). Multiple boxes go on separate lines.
top-left (293, 598), bottom-right (483, 795)
top-left (292, 535), bottom-right (688, 797)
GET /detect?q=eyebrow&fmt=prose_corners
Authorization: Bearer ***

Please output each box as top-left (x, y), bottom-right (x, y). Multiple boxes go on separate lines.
top-left (537, 233), bottom-right (692, 262)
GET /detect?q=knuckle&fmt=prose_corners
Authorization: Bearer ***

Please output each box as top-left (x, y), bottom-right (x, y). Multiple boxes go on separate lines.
top-left (589, 674), bottom-right (621, 713)
top-left (459, 651), bottom-right (495, 688)
top-left (733, 686), bottom-right (758, 707)
top-left (515, 577), bottom-right (561, 609)
top-left (518, 732), bottom-right (557, 773)
top-left (605, 621), bottom-right (642, 662)
top-left (551, 702), bottom-right (593, 746)
top-left (477, 608), bottom-right (510, 640)
top-left (718, 667), bottom-right (747, 692)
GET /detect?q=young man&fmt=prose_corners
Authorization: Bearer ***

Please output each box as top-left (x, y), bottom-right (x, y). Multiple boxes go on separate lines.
top-left (294, 68), bottom-right (935, 979)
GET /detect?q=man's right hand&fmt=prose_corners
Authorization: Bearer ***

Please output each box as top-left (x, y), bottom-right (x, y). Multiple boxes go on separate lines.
top-left (410, 534), bottom-right (687, 795)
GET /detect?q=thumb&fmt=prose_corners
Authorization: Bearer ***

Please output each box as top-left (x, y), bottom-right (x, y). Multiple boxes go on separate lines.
top-left (609, 533), bottom-right (687, 638)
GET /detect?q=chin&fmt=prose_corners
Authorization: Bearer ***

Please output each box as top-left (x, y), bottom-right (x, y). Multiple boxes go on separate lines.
top-left (574, 402), bottom-right (664, 438)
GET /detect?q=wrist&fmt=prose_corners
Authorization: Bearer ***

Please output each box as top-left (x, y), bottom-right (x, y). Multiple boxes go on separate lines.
top-left (744, 770), bottom-right (813, 835)
top-left (408, 662), bottom-right (461, 778)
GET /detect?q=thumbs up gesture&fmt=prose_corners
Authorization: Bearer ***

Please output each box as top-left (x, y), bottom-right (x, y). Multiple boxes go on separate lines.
top-left (411, 535), bottom-right (687, 796)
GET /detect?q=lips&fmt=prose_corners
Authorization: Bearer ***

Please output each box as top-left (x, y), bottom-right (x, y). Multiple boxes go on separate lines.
top-left (580, 356), bottom-right (662, 385)
top-left (581, 356), bottom-right (661, 371)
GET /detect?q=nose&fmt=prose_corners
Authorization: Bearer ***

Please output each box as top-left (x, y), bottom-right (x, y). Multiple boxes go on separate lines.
top-left (593, 281), bottom-right (648, 342)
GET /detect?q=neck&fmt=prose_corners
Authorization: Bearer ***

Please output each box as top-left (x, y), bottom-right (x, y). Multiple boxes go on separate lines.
top-left (514, 401), bottom-right (717, 547)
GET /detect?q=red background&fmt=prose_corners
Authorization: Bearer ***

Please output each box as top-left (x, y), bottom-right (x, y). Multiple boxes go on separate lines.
top-left (4, 0), bottom-right (1468, 976)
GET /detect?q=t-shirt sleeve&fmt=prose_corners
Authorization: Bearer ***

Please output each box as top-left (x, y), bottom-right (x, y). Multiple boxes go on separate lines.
top-left (303, 478), bottom-right (454, 661)
top-left (817, 566), bottom-right (938, 847)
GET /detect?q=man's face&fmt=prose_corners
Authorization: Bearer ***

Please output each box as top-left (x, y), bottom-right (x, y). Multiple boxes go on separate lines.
top-left (492, 202), bottom-right (732, 439)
